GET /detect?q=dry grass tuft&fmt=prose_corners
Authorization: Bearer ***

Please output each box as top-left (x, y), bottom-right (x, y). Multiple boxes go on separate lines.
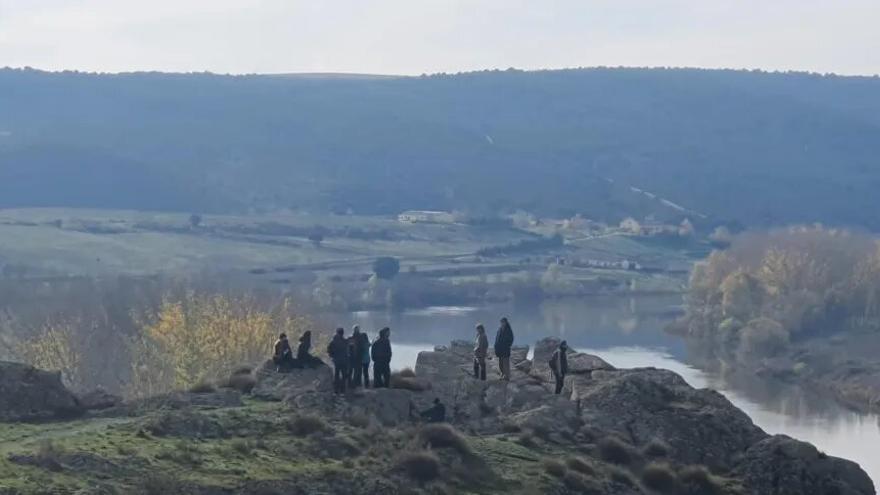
top-left (597, 436), bottom-right (636, 465)
top-left (641, 463), bottom-right (678, 494)
top-left (396, 450), bottom-right (441, 482)
top-left (542, 458), bottom-right (567, 478)
top-left (286, 414), bottom-right (329, 437)
top-left (565, 456), bottom-right (594, 476)
top-left (678, 465), bottom-right (723, 495)
top-left (418, 424), bottom-right (472, 456)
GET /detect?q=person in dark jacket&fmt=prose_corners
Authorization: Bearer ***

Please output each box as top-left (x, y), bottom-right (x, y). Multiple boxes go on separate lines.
top-left (327, 328), bottom-right (349, 394)
top-left (420, 398), bottom-right (446, 423)
top-left (350, 326), bottom-right (365, 387)
top-left (273, 333), bottom-right (294, 371)
top-left (357, 330), bottom-right (371, 388)
top-left (473, 324), bottom-right (489, 381)
top-left (295, 330), bottom-right (323, 368)
top-left (494, 317), bottom-right (514, 381)
top-left (371, 327), bottom-right (392, 388)
top-left (549, 340), bottom-right (569, 394)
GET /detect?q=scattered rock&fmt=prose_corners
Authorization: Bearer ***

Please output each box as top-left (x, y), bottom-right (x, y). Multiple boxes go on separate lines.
top-left (0, 361), bottom-right (83, 421)
top-left (77, 388), bottom-right (122, 411)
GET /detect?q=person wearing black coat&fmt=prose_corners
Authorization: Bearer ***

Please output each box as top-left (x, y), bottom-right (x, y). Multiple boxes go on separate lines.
top-left (420, 398), bottom-right (446, 423)
top-left (327, 328), bottom-right (349, 394)
top-left (273, 333), bottom-right (295, 371)
top-left (494, 317), bottom-right (514, 381)
top-left (371, 327), bottom-right (392, 388)
top-left (549, 340), bottom-right (569, 394)
top-left (295, 330), bottom-right (323, 369)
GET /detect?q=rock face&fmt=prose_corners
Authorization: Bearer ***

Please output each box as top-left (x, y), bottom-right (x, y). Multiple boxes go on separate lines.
top-left (737, 435), bottom-right (875, 495)
top-left (0, 361), bottom-right (83, 421)
top-left (574, 368), bottom-right (764, 470)
top-left (252, 360), bottom-right (333, 401)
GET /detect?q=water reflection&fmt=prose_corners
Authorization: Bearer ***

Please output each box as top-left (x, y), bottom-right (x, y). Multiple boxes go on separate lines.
top-left (336, 295), bottom-right (880, 484)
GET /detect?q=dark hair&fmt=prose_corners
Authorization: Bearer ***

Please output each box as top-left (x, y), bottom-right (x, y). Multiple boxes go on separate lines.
top-left (380, 327), bottom-right (390, 337)
top-left (476, 324), bottom-right (485, 331)
top-left (279, 333), bottom-right (287, 339)
top-left (336, 327), bottom-right (345, 336)
top-left (300, 330), bottom-right (311, 342)
top-left (433, 398), bottom-right (441, 404)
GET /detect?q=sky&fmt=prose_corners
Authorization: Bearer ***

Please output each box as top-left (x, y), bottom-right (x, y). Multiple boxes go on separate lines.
top-left (0, 0), bottom-right (878, 76)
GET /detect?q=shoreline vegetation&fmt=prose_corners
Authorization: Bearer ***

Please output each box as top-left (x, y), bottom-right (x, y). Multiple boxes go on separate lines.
top-left (671, 225), bottom-right (880, 412)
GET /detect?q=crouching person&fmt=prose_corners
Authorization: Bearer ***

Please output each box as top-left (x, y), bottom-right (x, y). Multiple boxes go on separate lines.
top-left (273, 333), bottom-right (295, 372)
top-left (420, 398), bottom-right (446, 423)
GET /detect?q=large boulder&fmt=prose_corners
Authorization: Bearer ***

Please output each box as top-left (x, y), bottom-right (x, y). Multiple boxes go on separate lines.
top-left (290, 388), bottom-right (416, 426)
top-left (736, 435), bottom-right (875, 495)
top-left (567, 352), bottom-right (615, 374)
top-left (0, 361), bottom-right (83, 421)
top-left (252, 361), bottom-right (333, 401)
top-left (573, 367), bottom-right (765, 470)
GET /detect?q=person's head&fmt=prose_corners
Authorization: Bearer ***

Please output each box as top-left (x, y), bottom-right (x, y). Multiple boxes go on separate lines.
top-left (433, 398), bottom-right (441, 405)
top-left (336, 327), bottom-right (345, 337)
top-left (301, 330), bottom-right (311, 340)
top-left (476, 324), bottom-right (485, 334)
top-left (500, 317), bottom-right (509, 327)
top-left (279, 333), bottom-right (287, 340)
top-left (559, 340), bottom-right (568, 351)
top-left (380, 327), bottom-right (390, 338)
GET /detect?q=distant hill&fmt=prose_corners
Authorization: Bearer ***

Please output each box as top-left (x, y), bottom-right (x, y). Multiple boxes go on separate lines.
top-left (1, 67), bottom-right (879, 229)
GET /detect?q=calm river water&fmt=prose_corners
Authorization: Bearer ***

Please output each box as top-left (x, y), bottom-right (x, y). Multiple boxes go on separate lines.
top-left (338, 295), bottom-right (880, 484)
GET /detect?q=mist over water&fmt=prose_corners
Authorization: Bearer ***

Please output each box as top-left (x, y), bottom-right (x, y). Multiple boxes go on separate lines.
top-left (339, 295), bottom-right (880, 484)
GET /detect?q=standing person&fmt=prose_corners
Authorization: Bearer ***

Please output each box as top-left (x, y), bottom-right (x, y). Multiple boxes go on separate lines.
top-left (549, 340), bottom-right (569, 394)
top-left (349, 326), bottom-right (362, 387)
top-left (371, 327), bottom-right (392, 388)
top-left (327, 328), bottom-right (349, 394)
top-left (273, 333), bottom-right (294, 371)
top-left (357, 330), bottom-right (371, 388)
top-left (473, 324), bottom-right (489, 381)
top-left (494, 317), bottom-right (514, 381)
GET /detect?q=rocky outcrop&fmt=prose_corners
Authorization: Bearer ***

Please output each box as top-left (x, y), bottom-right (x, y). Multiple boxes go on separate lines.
top-left (260, 339), bottom-right (875, 495)
top-left (736, 435), bottom-right (875, 495)
top-left (252, 360), bottom-right (333, 401)
top-left (0, 361), bottom-right (83, 421)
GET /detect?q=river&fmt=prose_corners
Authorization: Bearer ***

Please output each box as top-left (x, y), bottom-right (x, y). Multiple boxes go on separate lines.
top-left (339, 295), bottom-right (880, 484)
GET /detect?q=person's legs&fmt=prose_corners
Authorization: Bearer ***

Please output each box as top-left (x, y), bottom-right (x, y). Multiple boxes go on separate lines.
top-left (500, 357), bottom-right (510, 380)
top-left (479, 357), bottom-right (486, 380)
top-left (554, 371), bottom-right (564, 394)
top-left (333, 365), bottom-right (344, 393)
top-left (473, 358), bottom-right (480, 379)
top-left (352, 363), bottom-right (362, 388)
top-left (362, 363), bottom-right (370, 388)
top-left (378, 363), bottom-right (390, 388)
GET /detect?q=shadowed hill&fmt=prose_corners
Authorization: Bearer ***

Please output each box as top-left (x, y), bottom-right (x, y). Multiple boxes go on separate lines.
top-left (1, 67), bottom-right (879, 227)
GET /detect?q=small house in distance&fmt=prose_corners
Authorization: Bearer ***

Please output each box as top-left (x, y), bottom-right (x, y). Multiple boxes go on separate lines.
top-left (397, 210), bottom-right (455, 224)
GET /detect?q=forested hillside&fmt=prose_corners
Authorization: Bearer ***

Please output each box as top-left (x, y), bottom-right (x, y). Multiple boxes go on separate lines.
top-left (1, 67), bottom-right (878, 228)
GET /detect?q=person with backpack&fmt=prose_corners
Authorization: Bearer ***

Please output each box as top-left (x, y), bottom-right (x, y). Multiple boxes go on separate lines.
top-left (420, 398), bottom-right (446, 423)
top-left (549, 340), bottom-right (569, 394)
top-left (371, 327), bottom-right (392, 388)
top-left (494, 317), bottom-right (514, 381)
top-left (473, 324), bottom-right (489, 381)
top-left (327, 328), bottom-right (349, 394)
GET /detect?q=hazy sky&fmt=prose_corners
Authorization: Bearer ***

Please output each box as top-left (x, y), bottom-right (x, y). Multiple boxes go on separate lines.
top-left (1, 0), bottom-right (877, 76)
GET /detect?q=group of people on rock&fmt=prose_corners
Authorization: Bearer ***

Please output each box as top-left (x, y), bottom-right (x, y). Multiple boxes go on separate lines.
top-left (273, 315), bottom-right (570, 399)
top-left (326, 325), bottom-right (392, 394)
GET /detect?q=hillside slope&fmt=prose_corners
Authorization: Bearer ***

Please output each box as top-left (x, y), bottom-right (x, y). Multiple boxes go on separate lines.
top-left (1, 67), bottom-right (878, 228)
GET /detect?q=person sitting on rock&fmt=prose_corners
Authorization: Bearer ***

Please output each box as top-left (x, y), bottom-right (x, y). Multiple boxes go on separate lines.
top-left (549, 340), bottom-right (569, 395)
top-left (473, 324), bottom-right (489, 381)
top-left (273, 333), bottom-right (295, 371)
top-left (371, 327), bottom-right (392, 388)
top-left (494, 317), bottom-right (514, 381)
top-left (420, 398), bottom-right (446, 423)
top-left (327, 328), bottom-right (350, 394)
top-left (295, 330), bottom-right (324, 369)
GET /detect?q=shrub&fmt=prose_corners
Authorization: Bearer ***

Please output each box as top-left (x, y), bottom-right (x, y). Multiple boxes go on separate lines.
top-left (607, 465), bottom-right (637, 487)
top-left (542, 458), bottom-right (566, 478)
top-left (141, 473), bottom-right (185, 495)
top-left (565, 457), bottom-right (594, 475)
top-left (678, 465), bottom-right (722, 495)
top-left (396, 451), bottom-right (440, 482)
top-left (287, 415), bottom-right (328, 437)
top-left (515, 433), bottom-right (537, 448)
top-left (563, 471), bottom-right (593, 492)
top-left (597, 436), bottom-right (635, 465)
top-left (188, 380), bottom-right (216, 394)
top-left (419, 424), bottom-right (472, 456)
top-left (738, 317), bottom-right (789, 359)
top-left (642, 439), bottom-right (671, 458)
top-left (500, 421), bottom-right (521, 434)
top-left (348, 412), bottom-right (371, 428)
top-left (641, 463), bottom-right (678, 493)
